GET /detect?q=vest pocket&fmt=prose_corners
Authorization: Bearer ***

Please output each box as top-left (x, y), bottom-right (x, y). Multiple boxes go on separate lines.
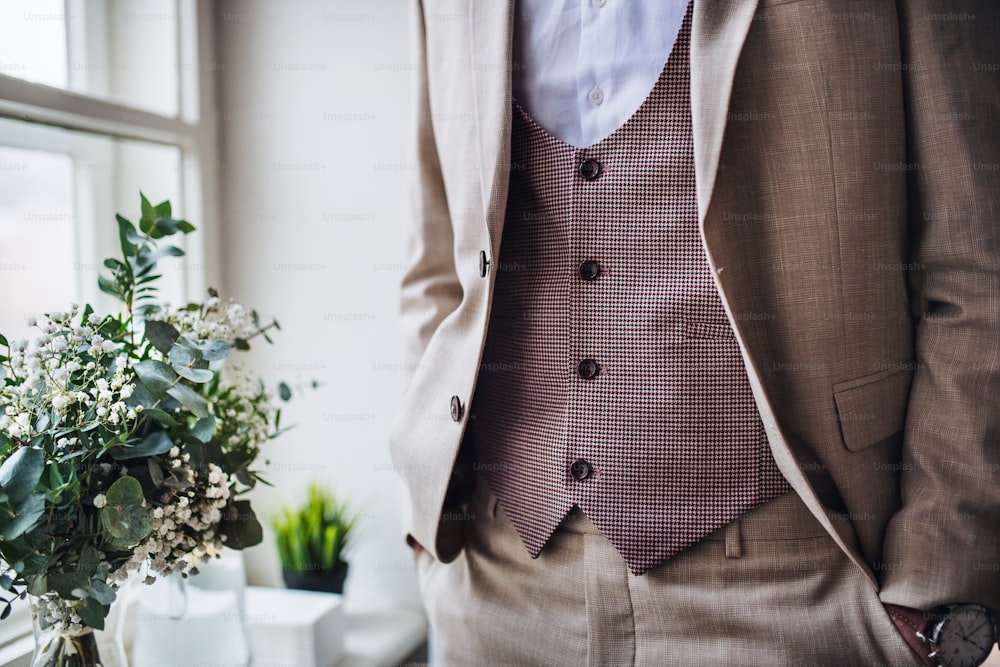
top-left (683, 321), bottom-right (736, 340)
top-left (832, 366), bottom-right (913, 451)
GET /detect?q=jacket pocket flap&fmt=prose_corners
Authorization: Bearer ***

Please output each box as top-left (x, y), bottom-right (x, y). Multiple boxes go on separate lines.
top-left (833, 367), bottom-right (913, 451)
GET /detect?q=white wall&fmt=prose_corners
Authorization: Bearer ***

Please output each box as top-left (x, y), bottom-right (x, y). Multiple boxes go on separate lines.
top-left (213, 0), bottom-right (419, 609)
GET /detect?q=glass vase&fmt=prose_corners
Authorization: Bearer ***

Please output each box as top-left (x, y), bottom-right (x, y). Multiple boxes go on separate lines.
top-left (30, 596), bottom-right (128, 667)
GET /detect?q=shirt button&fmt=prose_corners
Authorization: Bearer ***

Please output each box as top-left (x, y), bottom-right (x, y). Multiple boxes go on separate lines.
top-left (578, 159), bottom-right (603, 181)
top-left (588, 88), bottom-right (604, 106)
top-left (578, 359), bottom-right (600, 380)
top-left (450, 395), bottom-right (463, 422)
top-left (592, 0), bottom-right (607, 7)
top-left (579, 260), bottom-right (602, 280)
top-left (570, 459), bottom-right (593, 481)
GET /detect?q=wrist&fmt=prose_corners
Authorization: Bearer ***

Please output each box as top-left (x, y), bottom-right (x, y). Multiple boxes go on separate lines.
top-left (884, 602), bottom-right (997, 667)
top-left (884, 603), bottom-right (936, 667)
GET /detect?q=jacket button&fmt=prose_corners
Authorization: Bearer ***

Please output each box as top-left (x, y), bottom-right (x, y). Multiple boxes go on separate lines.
top-left (577, 359), bottom-right (600, 380)
top-left (479, 250), bottom-right (490, 277)
top-left (450, 395), bottom-right (463, 422)
top-left (570, 459), bottom-right (593, 481)
top-left (578, 159), bottom-right (603, 181)
top-left (579, 260), bottom-right (602, 280)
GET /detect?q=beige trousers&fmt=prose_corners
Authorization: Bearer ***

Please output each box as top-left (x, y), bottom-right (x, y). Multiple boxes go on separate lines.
top-left (417, 475), bottom-right (922, 666)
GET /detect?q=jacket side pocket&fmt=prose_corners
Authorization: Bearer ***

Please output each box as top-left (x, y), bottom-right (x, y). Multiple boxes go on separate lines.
top-left (833, 366), bottom-right (913, 451)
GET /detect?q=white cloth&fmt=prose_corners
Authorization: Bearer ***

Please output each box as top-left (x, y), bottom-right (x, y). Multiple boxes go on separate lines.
top-left (512, 0), bottom-right (689, 148)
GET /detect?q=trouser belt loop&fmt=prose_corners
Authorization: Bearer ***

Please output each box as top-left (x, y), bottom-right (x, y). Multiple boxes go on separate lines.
top-left (724, 518), bottom-right (743, 559)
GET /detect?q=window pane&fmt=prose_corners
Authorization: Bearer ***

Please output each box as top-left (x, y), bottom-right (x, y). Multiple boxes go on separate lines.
top-left (0, 120), bottom-right (187, 344)
top-left (0, 147), bottom-right (76, 342)
top-left (0, 0), bottom-right (183, 117)
top-left (0, 0), bottom-right (68, 88)
top-left (84, 0), bottom-right (180, 117)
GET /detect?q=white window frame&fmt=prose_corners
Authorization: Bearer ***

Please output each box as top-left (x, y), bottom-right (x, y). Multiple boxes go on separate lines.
top-left (0, 0), bottom-right (219, 659)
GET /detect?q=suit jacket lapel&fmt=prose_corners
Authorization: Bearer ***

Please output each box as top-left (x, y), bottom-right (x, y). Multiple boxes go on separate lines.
top-left (470, 1), bottom-right (514, 254)
top-left (690, 0), bottom-right (877, 584)
top-left (690, 0), bottom-right (760, 227)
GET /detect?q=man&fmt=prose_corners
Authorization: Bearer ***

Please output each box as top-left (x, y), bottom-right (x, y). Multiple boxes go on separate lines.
top-left (391, 1), bottom-right (1000, 664)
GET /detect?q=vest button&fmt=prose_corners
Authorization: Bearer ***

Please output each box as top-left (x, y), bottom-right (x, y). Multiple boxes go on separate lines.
top-left (579, 260), bottom-right (602, 280)
top-left (578, 359), bottom-right (600, 380)
top-left (570, 459), bottom-right (593, 481)
top-left (450, 395), bottom-right (463, 422)
top-left (578, 159), bottom-right (603, 181)
top-left (479, 250), bottom-right (490, 277)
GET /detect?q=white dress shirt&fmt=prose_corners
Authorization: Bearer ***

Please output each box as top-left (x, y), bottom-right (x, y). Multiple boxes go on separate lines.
top-left (512, 0), bottom-right (689, 148)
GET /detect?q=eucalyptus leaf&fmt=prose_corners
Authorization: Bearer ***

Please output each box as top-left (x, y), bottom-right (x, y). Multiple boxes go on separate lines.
top-left (235, 469), bottom-right (254, 487)
top-left (87, 579), bottom-right (116, 605)
top-left (147, 459), bottom-right (164, 487)
top-left (141, 407), bottom-right (179, 429)
top-left (195, 339), bottom-right (230, 362)
top-left (136, 245), bottom-right (185, 269)
top-left (175, 366), bottom-right (214, 383)
top-left (219, 500), bottom-right (263, 549)
top-left (153, 199), bottom-right (171, 219)
top-left (0, 493), bottom-right (44, 541)
top-left (116, 214), bottom-right (138, 255)
top-left (168, 342), bottom-right (198, 367)
top-left (76, 597), bottom-right (107, 631)
top-left (191, 416), bottom-right (216, 443)
top-left (125, 380), bottom-right (159, 409)
top-left (100, 476), bottom-right (152, 548)
top-left (139, 193), bottom-right (155, 235)
top-left (26, 575), bottom-right (48, 598)
top-left (98, 275), bottom-right (120, 298)
top-left (144, 320), bottom-right (180, 355)
top-left (110, 431), bottom-right (173, 460)
top-left (42, 460), bottom-right (62, 489)
top-left (46, 570), bottom-right (89, 598)
top-left (167, 383), bottom-right (210, 418)
top-left (78, 546), bottom-right (100, 577)
top-left (278, 382), bottom-right (292, 401)
top-left (134, 359), bottom-right (178, 395)
top-left (125, 230), bottom-right (147, 246)
top-left (154, 218), bottom-right (195, 236)
top-left (0, 447), bottom-right (44, 502)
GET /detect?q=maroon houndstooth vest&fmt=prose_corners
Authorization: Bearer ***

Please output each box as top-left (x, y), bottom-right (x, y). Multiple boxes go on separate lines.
top-left (469, 4), bottom-right (790, 575)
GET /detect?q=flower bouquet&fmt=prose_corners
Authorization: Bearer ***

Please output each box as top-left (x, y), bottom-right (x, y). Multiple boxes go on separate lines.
top-left (0, 195), bottom-right (287, 666)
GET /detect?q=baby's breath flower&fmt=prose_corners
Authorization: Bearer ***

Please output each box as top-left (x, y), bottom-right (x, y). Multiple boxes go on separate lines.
top-left (0, 279), bottom-right (283, 629)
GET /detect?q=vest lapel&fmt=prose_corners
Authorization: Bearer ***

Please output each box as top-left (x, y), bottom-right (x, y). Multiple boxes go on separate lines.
top-left (470, 1), bottom-right (515, 256)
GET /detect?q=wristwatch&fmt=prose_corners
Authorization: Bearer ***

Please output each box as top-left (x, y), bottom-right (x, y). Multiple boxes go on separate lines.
top-left (919, 604), bottom-right (997, 667)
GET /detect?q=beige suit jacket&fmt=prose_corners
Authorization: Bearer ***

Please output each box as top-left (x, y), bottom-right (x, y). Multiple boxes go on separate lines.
top-left (390, 0), bottom-right (1000, 611)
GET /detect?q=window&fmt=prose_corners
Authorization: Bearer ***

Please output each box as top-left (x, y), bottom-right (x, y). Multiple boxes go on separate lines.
top-left (0, 1), bottom-right (218, 658)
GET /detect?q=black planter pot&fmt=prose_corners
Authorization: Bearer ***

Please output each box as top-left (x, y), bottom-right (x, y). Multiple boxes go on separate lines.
top-left (282, 566), bottom-right (349, 594)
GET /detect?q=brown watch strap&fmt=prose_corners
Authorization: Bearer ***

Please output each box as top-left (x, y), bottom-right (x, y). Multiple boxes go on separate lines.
top-left (884, 603), bottom-right (936, 667)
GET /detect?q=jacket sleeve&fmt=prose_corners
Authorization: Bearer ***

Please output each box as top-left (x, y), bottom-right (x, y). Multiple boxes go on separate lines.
top-left (394, 0), bottom-right (464, 549)
top-left (880, 1), bottom-right (1000, 610)
top-left (399, 0), bottom-right (463, 391)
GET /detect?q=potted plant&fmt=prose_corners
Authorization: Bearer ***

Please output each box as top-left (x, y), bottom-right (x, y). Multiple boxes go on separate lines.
top-left (272, 482), bottom-right (357, 594)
